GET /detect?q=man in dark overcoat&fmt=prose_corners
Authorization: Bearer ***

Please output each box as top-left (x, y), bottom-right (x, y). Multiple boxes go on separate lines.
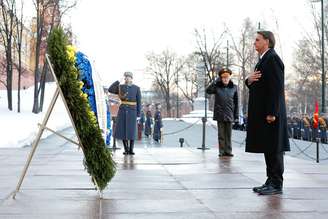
top-left (245, 31), bottom-right (290, 195)
top-left (108, 71), bottom-right (141, 155)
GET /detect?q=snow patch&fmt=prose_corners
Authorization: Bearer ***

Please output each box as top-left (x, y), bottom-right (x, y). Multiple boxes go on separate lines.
top-left (181, 110), bottom-right (216, 125)
top-left (0, 83), bottom-right (71, 148)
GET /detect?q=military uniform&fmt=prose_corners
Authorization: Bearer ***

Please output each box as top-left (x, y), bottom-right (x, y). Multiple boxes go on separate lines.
top-left (206, 68), bottom-right (238, 157)
top-left (153, 107), bottom-right (163, 142)
top-left (302, 116), bottom-right (311, 141)
top-left (311, 117), bottom-right (318, 141)
top-left (291, 117), bottom-right (301, 139)
top-left (138, 110), bottom-right (145, 140)
top-left (108, 79), bottom-right (141, 154)
top-left (144, 110), bottom-right (153, 137)
top-left (319, 117), bottom-right (327, 143)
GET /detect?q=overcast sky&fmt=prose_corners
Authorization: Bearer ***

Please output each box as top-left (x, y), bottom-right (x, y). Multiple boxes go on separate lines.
top-left (59, 0), bottom-right (315, 89)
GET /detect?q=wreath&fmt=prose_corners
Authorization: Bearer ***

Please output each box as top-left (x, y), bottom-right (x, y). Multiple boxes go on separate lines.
top-left (47, 27), bottom-right (116, 190)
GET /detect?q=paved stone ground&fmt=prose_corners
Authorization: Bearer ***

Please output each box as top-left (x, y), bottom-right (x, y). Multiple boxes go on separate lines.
top-left (161, 119), bottom-right (328, 163)
top-left (1, 122), bottom-right (328, 218)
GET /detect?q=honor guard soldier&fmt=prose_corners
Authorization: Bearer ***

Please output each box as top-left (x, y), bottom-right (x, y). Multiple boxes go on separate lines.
top-left (144, 104), bottom-right (153, 138)
top-left (153, 103), bottom-right (163, 143)
top-left (319, 116), bottom-right (327, 143)
top-left (302, 116), bottom-right (311, 141)
top-left (108, 71), bottom-right (141, 155)
top-left (138, 107), bottom-right (145, 140)
top-left (311, 117), bottom-right (319, 142)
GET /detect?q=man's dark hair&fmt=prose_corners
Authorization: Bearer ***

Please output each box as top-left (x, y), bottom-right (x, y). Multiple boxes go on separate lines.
top-left (257, 31), bottom-right (275, 48)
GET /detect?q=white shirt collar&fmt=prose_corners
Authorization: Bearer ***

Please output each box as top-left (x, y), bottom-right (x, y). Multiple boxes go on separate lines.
top-left (260, 48), bottom-right (270, 59)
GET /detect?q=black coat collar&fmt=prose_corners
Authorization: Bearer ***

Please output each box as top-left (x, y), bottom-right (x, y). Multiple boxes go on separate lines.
top-left (255, 48), bottom-right (275, 70)
top-left (217, 80), bottom-right (234, 88)
top-left (259, 49), bottom-right (274, 63)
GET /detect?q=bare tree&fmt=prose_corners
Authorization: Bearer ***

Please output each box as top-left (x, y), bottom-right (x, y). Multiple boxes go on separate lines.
top-left (290, 1), bottom-right (328, 114)
top-left (146, 50), bottom-right (185, 117)
top-left (31, 0), bottom-right (54, 113)
top-left (13, 0), bottom-right (24, 112)
top-left (194, 28), bottom-right (227, 84)
top-left (178, 53), bottom-right (200, 111)
top-left (52, 0), bottom-right (76, 28)
top-left (31, 0), bottom-right (77, 113)
top-left (0, 0), bottom-right (17, 111)
top-left (292, 38), bottom-right (321, 114)
top-left (0, 56), bottom-right (6, 87)
top-left (228, 18), bottom-right (258, 115)
top-left (38, 0), bottom-right (76, 112)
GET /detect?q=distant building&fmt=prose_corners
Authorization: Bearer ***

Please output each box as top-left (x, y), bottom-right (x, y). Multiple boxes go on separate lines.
top-left (0, 8), bottom-right (34, 90)
top-left (29, 3), bottom-right (60, 73)
top-left (0, 2), bottom-right (61, 90)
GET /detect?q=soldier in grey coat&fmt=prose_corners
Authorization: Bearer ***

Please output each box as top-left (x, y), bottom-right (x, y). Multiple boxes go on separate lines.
top-left (153, 103), bottom-right (163, 142)
top-left (206, 68), bottom-right (239, 157)
top-left (108, 72), bottom-right (141, 155)
top-left (144, 104), bottom-right (153, 138)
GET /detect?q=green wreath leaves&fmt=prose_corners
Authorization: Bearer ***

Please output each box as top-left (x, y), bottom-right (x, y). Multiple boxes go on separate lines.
top-left (47, 27), bottom-right (116, 190)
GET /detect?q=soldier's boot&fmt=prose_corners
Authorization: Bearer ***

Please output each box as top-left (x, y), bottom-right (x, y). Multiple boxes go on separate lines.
top-left (129, 140), bottom-right (135, 155)
top-left (123, 140), bottom-right (129, 155)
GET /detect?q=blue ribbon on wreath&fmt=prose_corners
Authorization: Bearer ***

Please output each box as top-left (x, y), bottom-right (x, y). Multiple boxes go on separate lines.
top-left (75, 51), bottom-right (112, 145)
top-left (75, 51), bottom-right (98, 117)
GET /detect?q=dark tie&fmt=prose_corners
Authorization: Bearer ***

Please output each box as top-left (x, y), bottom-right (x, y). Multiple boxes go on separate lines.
top-left (255, 61), bottom-right (260, 71)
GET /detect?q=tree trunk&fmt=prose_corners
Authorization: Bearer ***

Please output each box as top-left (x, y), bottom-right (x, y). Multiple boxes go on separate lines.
top-left (32, 22), bottom-right (43, 113)
top-left (165, 94), bottom-right (171, 117)
top-left (32, 67), bottom-right (40, 113)
top-left (17, 53), bottom-right (22, 113)
top-left (39, 64), bottom-right (48, 112)
top-left (6, 75), bottom-right (13, 111)
top-left (6, 45), bottom-right (13, 111)
top-left (17, 34), bottom-right (23, 113)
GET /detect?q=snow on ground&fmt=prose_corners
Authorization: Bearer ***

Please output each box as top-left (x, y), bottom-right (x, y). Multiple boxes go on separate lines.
top-left (0, 83), bottom-right (71, 148)
top-left (162, 110), bottom-right (216, 125)
top-left (180, 110), bottom-right (216, 125)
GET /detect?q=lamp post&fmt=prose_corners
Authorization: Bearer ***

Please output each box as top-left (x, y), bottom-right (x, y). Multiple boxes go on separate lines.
top-left (312, 0), bottom-right (326, 113)
top-left (176, 71), bottom-right (179, 118)
top-left (226, 40), bottom-right (229, 68)
top-left (321, 0), bottom-right (326, 113)
top-left (196, 63), bottom-right (209, 150)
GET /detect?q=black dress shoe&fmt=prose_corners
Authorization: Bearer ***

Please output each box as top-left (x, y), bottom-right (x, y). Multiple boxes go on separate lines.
top-left (253, 184), bottom-right (267, 193)
top-left (224, 153), bottom-right (234, 157)
top-left (123, 152), bottom-right (129, 155)
top-left (259, 185), bottom-right (282, 195)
